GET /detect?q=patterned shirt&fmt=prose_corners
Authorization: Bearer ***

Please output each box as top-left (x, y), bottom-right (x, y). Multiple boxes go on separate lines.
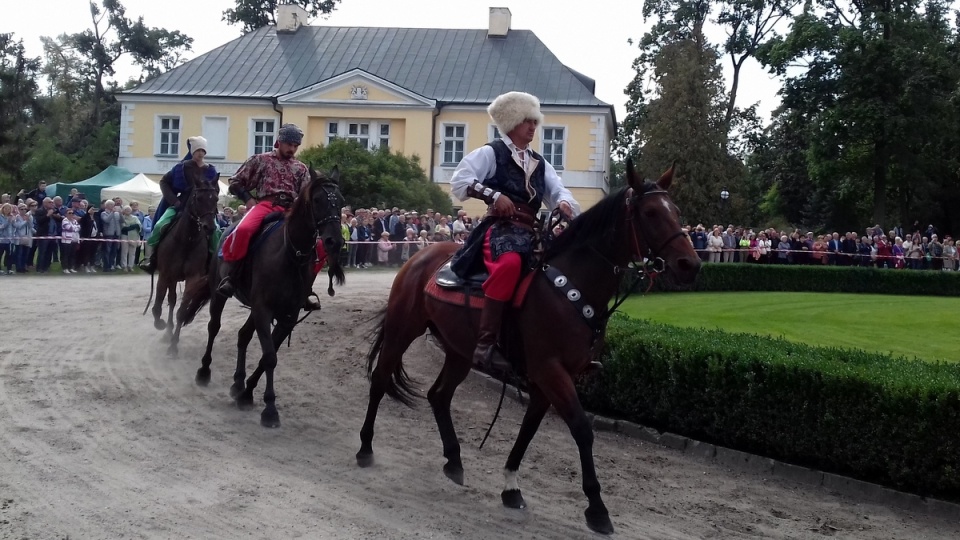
top-left (230, 151), bottom-right (309, 199)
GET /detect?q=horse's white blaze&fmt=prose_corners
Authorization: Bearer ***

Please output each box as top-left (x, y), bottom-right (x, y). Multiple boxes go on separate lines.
top-left (503, 468), bottom-right (520, 491)
top-left (660, 198), bottom-right (672, 213)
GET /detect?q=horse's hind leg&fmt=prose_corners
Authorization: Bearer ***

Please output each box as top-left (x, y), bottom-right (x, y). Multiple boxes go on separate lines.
top-left (357, 316), bottom-right (427, 468)
top-left (195, 292), bottom-right (227, 386)
top-left (230, 313), bottom-right (257, 403)
top-left (533, 365), bottom-right (613, 535)
top-left (500, 384), bottom-right (550, 510)
top-left (427, 352), bottom-right (473, 485)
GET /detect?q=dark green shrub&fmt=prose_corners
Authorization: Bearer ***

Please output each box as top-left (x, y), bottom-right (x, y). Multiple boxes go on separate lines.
top-left (579, 316), bottom-right (960, 500)
top-left (651, 263), bottom-right (960, 296)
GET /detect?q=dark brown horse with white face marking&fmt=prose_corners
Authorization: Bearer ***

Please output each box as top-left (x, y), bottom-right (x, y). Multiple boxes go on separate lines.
top-left (148, 176), bottom-right (220, 355)
top-left (178, 168), bottom-right (345, 428)
top-left (357, 160), bottom-right (700, 534)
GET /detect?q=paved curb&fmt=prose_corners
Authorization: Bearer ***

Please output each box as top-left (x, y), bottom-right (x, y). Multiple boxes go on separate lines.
top-left (468, 369), bottom-right (960, 521)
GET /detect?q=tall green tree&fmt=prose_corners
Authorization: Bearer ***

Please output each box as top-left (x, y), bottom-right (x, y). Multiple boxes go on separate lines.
top-left (69, 0), bottom-right (192, 126)
top-left (224, 0), bottom-right (341, 33)
top-left (0, 34), bottom-right (41, 192)
top-left (299, 138), bottom-right (453, 214)
top-left (762, 0), bottom-right (960, 230)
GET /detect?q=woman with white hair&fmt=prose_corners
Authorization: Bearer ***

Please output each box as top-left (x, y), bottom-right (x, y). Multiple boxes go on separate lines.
top-left (120, 205), bottom-right (142, 272)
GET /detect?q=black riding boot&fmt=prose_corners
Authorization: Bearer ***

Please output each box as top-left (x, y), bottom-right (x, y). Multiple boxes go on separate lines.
top-left (217, 262), bottom-right (237, 297)
top-left (472, 298), bottom-right (511, 373)
top-left (138, 251), bottom-right (158, 274)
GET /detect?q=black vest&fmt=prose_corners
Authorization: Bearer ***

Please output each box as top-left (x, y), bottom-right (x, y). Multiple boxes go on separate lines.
top-left (484, 140), bottom-right (546, 212)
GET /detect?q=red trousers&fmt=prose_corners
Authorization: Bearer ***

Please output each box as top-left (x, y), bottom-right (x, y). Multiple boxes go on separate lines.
top-left (221, 200), bottom-right (284, 262)
top-left (482, 227), bottom-right (522, 301)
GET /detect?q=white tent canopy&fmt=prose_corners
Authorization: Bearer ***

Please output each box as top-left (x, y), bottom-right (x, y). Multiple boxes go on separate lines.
top-left (101, 175), bottom-right (233, 211)
top-left (101, 173), bottom-right (163, 209)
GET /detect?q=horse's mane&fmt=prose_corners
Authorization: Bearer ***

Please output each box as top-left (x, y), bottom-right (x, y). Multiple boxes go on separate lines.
top-left (544, 182), bottom-right (658, 260)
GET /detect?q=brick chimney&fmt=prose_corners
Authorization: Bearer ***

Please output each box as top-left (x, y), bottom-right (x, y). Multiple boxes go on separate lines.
top-left (277, 3), bottom-right (309, 33)
top-left (488, 7), bottom-right (511, 38)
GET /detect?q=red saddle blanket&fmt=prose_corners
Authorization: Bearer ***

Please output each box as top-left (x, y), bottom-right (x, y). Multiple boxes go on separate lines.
top-left (424, 270), bottom-right (536, 310)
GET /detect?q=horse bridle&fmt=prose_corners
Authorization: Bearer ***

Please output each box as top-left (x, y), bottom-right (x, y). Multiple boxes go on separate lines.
top-left (624, 186), bottom-right (687, 278)
top-left (288, 180), bottom-right (342, 259)
top-left (186, 185), bottom-right (220, 231)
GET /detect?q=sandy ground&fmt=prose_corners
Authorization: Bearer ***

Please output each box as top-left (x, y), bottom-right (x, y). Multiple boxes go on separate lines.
top-left (0, 270), bottom-right (957, 540)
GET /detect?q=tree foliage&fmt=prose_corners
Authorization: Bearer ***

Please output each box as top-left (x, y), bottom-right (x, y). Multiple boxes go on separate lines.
top-left (0, 34), bottom-right (41, 192)
top-left (224, 0), bottom-right (341, 34)
top-left (0, 2), bottom-right (192, 197)
top-left (299, 138), bottom-right (453, 214)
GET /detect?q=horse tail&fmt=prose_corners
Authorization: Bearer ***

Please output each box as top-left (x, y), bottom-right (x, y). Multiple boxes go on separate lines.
top-left (366, 307), bottom-right (418, 408)
top-left (142, 271), bottom-right (155, 316)
top-left (179, 275), bottom-right (211, 327)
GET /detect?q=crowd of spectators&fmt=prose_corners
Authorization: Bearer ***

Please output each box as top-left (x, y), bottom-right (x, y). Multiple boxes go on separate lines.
top-left (336, 206), bottom-right (479, 268)
top-left (685, 223), bottom-right (958, 270)
top-left (13, 177), bottom-right (953, 275)
top-left (1, 182), bottom-right (154, 275)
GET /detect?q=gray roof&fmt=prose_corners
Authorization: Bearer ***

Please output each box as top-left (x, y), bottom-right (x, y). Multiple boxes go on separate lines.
top-left (125, 26), bottom-right (612, 109)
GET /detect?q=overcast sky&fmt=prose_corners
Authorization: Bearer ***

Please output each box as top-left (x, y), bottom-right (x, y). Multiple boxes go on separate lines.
top-left (7, 0), bottom-right (788, 123)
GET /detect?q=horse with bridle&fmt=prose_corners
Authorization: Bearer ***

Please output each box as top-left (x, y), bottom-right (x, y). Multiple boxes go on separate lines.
top-left (144, 175), bottom-right (220, 355)
top-left (357, 160), bottom-right (700, 534)
top-left (178, 167), bottom-right (345, 428)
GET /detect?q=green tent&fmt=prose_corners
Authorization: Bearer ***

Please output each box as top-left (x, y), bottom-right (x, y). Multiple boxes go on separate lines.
top-left (48, 166), bottom-right (137, 204)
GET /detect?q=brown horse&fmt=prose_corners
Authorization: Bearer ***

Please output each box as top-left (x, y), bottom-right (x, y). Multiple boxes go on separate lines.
top-left (357, 160), bottom-right (700, 534)
top-left (178, 168), bottom-right (345, 428)
top-left (147, 178), bottom-right (220, 356)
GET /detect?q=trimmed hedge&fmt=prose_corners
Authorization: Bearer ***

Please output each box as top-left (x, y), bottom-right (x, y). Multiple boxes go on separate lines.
top-left (652, 262), bottom-right (960, 296)
top-left (579, 316), bottom-right (960, 500)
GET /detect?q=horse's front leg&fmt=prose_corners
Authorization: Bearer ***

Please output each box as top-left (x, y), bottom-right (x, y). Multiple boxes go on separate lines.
top-left (259, 312), bottom-right (293, 428)
top-left (232, 313), bottom-right (257, 406)
top-left (196, 292), bottom-right (226, 386)
top-left (164, 284), bottom-right (178, 343)
top-left (501, 384), bottom-right (550, 509)
top-left (533, 364), bottom-right (614, 535)
top-left (152, 278), bottom-right (168, 331)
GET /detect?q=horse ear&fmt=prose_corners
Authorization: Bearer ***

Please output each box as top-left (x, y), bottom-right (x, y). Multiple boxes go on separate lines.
top-left (329, 165), bottom-right (340, 184)
top-left (657, 160), bottom-right (677, 190)
top-left (626, 158), bottom-right (640, 190)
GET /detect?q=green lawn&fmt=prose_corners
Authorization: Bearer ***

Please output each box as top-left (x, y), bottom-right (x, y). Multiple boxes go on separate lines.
top-left (621, 292), bottom-right (960, 363)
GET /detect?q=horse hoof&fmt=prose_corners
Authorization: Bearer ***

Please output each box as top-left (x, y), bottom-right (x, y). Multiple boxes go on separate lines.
top-left (195, 368), bottom-right (211, 386)
top-left (166, 345), bottom-right (178, 358)
top-left (260, 409), bottom-right (280, 428)
top-left (154, 320), bottom-right (166, 331)
top-left (501, 489), bottom-right (526, 509)
top-left (236, 394), bottom-right (255, 410)
top-left (585, 507), bottom-right (614, 535)
top-left (443, 463), bottom-right (464, 486)
top-left (356, 451), bottom-right (374, 468)
top-left (229, 382), bottom-right (244, 399)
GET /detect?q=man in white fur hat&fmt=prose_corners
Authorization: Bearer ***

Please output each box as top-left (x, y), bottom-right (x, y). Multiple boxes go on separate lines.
top-left (449, 91), bottom-right (580, 373)
top-left (141, 135), bottom-right (220, 272)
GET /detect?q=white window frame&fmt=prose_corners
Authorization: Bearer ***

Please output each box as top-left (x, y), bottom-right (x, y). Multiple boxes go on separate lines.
top-left (155, 115), bottom-right (182, 157)
top-left (346, 121), bottom-right (371, 148)
top-left (201, 115), bottom-right (230, 159)
top-left (541, 125), bottom-right (566, 170)
top-left (325, 119), bottom-right (391, 151)
top-left (441, 123), bottom-right (467, 166)
top-left (377, 122), bottom-right (391, 150)
top-left (249, 117), bottom-right (279, 156)
top-left (488, 124), bottom-right (501, 142)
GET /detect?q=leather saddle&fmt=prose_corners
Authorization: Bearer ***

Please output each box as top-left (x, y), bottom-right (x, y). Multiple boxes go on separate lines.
top-left (435, 261), bottom-right (487, 292)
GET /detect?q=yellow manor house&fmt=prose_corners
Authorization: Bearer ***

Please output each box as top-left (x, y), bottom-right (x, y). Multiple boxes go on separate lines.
top-left (117, 6), bottom-right (616, 215)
